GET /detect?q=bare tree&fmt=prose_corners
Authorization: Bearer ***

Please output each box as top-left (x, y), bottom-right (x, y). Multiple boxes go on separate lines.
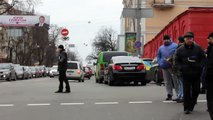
top-left (67, 51), bottom-right (79, 61)
top-left (87, 27), bottom-right (117, 61)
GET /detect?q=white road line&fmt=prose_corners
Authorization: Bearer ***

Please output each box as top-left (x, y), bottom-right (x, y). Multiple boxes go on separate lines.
top-left (163, 101), bottom-right (176, 103)
top-left (95, 102), bottom-right (119, 105)
top-left (60, 103), bottom-right (85, 106)
top-left (129, 101), bottom-right (153, 104)
top-left (0, 104), bottom-right (14, 107)
top-left (27, 103), bottom-right (51, 106)
top-left (197, 100), bottom-right (207, 103)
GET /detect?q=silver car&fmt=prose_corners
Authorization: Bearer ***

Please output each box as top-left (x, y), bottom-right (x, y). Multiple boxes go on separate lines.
top-left (0, 63), bottom-right (16, 81)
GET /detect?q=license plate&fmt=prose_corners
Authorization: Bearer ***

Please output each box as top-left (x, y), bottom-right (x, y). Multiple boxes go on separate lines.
top-left (124, 67), bottom-right (135, 70)
top-left (67, 71), bottom-right (74, 73)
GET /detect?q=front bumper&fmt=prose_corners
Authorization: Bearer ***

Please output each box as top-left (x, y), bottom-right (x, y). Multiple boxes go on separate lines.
top-left (0, 74), bottom-right (9, 80)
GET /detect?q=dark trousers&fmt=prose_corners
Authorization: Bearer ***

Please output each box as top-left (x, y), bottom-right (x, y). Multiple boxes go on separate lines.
top-left (58, 70), bottom-right (70, 91)
top-left (206, 80), bottom-right (213, 120)
top-left (183, 77), bottom-right (200, 111)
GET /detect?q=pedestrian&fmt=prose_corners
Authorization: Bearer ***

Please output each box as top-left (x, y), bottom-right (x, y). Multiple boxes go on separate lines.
top-left (206, 32), bottom-right (213, 119)
top-left (157, 35), bottom-right (180, 101)
top-left (172, 36), bottom-right (184, 103)
top-left (55, 45), bottom-right (71, 93)
top-left (175, 32), bottom-right (205, 114)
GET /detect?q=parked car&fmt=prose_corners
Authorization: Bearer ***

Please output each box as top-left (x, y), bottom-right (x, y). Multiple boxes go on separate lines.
top-left (148, 58), bottom-right (164, 84)
top-left (95, 51), bottom-right (130, 83)
top-left (83, 67), bottom-right (92, 79)
top-left (66, 61), bottom-right (84, 82)
top-left (103, 56), bottom-right (146, 86)
top-left (23, 66), bottom-right (32, 79)
top-left (15, 66), bottom-right (28, 79)
top-left (0, 63), bottom-right (16, 81)
top-left (49, 66), bottom-right (59, 78)
top-left (30, 67), bottom-right (40, 78)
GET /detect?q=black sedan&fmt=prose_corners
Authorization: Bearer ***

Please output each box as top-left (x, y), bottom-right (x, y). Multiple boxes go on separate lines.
top-left (103, 56), bottom-right (146, 86)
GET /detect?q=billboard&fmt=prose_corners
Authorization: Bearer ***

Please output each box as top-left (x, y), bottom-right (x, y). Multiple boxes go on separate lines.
top-left (125, 32), bottom-right (137, 54)
top-left (0, 15), bottom-right (50, 27)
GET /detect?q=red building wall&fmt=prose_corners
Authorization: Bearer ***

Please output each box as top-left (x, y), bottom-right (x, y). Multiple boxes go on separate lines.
top-left (143, 7), bottom-right (213, 58)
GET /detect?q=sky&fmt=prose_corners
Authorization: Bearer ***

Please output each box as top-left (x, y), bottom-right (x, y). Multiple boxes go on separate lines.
top-left (35, 0), bottom-right (124, 65)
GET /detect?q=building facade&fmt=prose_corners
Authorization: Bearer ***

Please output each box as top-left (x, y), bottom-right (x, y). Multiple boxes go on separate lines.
top-left (122, 0), bottom-right (213, 43)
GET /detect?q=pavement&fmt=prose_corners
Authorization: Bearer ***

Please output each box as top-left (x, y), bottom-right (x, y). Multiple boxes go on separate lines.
top-left (0, 77), bottom-right (210, 120)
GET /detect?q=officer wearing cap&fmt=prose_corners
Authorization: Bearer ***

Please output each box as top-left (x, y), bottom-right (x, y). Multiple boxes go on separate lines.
top-left (175, 32), bottom-right (205, 114)
top-left (55, 45), bottom-right (71, 93)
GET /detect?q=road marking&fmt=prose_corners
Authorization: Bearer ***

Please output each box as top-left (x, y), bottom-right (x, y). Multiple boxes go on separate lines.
top-left (197, 100), bottom-right (207, 103)
top-left (95, 102), bottom-right (119, 105)
top-left (0, 104), bottom-right (14, 107)
top-left (163, 101), bottom-right (176, 103)
top-left (60, 103), bottom-right (85, 106)
top-left (129, 101), bottom-right (153, 104)
top-left (27, 103), bottom-right (51, 106)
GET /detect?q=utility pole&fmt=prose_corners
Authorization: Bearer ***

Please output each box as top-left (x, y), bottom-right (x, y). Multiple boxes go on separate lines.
top-left (136, 0), bottom-right (142, 56)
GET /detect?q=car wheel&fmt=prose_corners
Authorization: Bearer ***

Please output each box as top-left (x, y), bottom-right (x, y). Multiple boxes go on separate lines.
top-left (108, 71), bottom-right (114, 86)
top-left (6, 75), bottom-right (11, 81)
top-left (141, 81), bottom-right (147, 86)
top-left (134, 81), bottom-right (139, 86)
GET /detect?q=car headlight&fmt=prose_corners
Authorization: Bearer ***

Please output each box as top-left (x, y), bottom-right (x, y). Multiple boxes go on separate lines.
top-left (3, 75), bottom-right (7, 78)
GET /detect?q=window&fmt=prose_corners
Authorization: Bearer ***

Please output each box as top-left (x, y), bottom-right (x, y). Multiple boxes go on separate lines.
top-left (67, 63), bottom-right (78, 69)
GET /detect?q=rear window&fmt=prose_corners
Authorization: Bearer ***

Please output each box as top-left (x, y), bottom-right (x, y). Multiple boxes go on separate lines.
top-left (67, 63), bottom-right (78, 69)
top-left (103, 52), bottom-right (128, 63)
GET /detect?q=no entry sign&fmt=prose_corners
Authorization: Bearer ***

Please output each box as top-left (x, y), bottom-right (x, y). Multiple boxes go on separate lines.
top-left (61, 28), bottom-right (69, 37)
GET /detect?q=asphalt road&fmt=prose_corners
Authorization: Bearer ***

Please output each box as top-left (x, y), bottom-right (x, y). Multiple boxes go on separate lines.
top-left (0, 77), bottom-right (210, 120)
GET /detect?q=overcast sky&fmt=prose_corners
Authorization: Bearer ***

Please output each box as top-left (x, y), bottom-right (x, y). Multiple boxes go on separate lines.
top-left (35, 0), bottom-right (123, 64)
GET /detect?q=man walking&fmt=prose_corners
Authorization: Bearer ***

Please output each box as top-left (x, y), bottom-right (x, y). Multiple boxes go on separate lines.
top-left (157, 35), bottom-right (180, 101)
top-left (206, 32), bottom-right (213, 119)
top-left (175, 32), bottom-right (205, 114)
top-left (55, 45), bottom-right (71, 93)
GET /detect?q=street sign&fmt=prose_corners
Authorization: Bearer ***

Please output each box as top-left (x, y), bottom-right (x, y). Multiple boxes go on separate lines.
top-left (61, 28), bottom-right (69, 37)
top-left (122, 8), bottom-right (153, 18)
top-left (62, 36), bottom-right (69, 41)
top-left (135, 41), bottom-right (142, 48)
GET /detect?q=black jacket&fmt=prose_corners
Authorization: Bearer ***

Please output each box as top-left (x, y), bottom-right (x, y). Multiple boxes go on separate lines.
top-left (58, 51), bottom-right (68, 71)
top-left (175, 43), bottom-right (205, 78)
top-left (206, 43), bottom-right (213, 81)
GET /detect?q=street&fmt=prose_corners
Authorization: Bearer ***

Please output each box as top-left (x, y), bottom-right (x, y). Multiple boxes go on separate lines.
top-left (0, 77), bottom-right (209, 120)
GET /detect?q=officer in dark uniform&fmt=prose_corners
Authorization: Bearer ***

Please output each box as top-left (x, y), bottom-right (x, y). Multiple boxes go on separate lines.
top-left (206, 32), bottom-right (213, 119)
top-left (175, 32), bottom-right (205, 114)
top-left (55, 45), bottom-right (71, 93)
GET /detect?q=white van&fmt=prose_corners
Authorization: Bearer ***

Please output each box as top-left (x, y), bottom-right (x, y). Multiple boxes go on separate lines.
top-left (66, 61), bottom-right (84, 82)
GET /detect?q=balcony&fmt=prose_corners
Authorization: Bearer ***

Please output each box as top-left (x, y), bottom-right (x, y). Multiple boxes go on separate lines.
top-left (152, 0), bottom-right (175, 9)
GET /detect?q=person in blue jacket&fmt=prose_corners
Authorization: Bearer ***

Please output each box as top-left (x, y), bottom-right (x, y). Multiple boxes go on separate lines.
top-left (157, 35), bottom-right (180, 101)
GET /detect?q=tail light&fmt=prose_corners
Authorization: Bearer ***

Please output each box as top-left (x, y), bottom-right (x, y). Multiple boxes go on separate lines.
top-left (113, 65), bottom-right (123, 71)
top-left (77, 70), bottom-right (81, 74)
top-left (100, 64), bottom-right (104, 70)
top-left (137, 64), bottom-right (145, 71)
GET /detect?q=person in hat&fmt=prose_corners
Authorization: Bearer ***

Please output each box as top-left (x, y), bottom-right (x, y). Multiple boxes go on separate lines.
top-left (55, 45), bottom-right (71, 93)
top-left (175, 32), bottom-right (205, 114)
top-left (206, 32), bottom-right (213, 119)
top-left (157, 35), bottom-right (180, 101)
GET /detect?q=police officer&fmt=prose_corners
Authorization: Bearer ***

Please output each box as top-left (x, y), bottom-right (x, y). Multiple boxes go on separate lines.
top-left (175, 32), bottom-right (205, 114)
top-left (55, 45), bottom-right (71, 93)
top-left (206, 32), bottom-right (213, 119)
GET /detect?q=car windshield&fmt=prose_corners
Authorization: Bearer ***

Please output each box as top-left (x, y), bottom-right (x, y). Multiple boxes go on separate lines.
top-left (103, 52), bottom-right (128, 63)
top-left (67, 63), bottom-right (78, 69)
top-left (112, 56), bottom-right (141, 63)
top-left (0, 64), bottom-right (10, 69)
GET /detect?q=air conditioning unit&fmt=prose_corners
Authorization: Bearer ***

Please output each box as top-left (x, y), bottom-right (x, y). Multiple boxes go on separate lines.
top-left (165, 0), bottom-right (173, 4)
